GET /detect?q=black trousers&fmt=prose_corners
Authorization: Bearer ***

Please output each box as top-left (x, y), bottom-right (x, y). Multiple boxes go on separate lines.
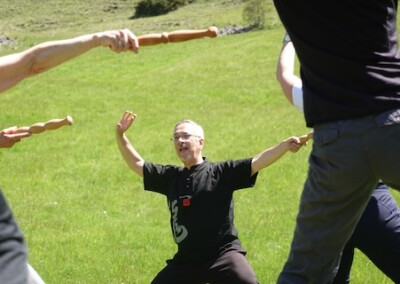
top-left (333, 183), bottom-right (400, 283)
top-left (151, 250), bottom-right (258, 284)
top-left (0, 188), bottom-right (28, 284)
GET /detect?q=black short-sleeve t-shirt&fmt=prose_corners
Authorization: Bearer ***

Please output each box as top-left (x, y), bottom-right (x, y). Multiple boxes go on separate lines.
top-left (274, 0), bottom-right (400, 127)
top-left (143, 158), bottom-right (258, 264)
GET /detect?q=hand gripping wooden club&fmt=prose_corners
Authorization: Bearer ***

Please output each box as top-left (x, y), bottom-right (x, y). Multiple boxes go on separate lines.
top-left (299, 131), bottom-right (313, 144)
top-left (138, 26), bottom-right (218, 46)
top-left (15, 115), bottom-right (73, 134)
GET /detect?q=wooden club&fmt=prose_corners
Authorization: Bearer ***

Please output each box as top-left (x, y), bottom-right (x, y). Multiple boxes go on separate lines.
top-left (138, 26), bottom-right (218, 46)
top-left (15, 115), bottom-right (73, 134)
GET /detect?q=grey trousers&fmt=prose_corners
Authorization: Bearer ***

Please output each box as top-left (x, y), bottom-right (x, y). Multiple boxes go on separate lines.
top-left (0, 189), bottom-right (28, 284)
top-left (278, 109), bottom-right (400, 284)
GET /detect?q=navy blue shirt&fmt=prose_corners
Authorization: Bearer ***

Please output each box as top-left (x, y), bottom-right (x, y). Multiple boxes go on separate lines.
top-left (143, 158), bottom-right (258, 264)
top-left (274, 0), bottom-right (400, 127)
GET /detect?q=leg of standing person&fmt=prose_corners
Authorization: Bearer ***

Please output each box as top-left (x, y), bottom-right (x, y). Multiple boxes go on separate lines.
top-left (0, 189), bottom-right (29, 284)
top-left (350, 183), bottom-right (400, 283)
top-left (278, 112), bottom-right (400, 283)
top-left (332, 182), bottom-right (400, 284)
top-left (331, 243), bottom-right (354, 284)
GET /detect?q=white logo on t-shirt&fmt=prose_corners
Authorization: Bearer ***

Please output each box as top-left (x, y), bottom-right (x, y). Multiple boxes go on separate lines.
top-left (170, 199), bottom-right (188, 243)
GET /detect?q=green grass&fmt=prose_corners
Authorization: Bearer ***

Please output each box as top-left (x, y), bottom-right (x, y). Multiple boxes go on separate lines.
top-left (0, 1), bottom-right (399, 283)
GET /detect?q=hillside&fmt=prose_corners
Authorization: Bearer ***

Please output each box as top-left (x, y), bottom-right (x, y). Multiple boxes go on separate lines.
top-left (0, 1), bottom-right (397, 283)
top-left (0, 0), bottom-right (280, 50)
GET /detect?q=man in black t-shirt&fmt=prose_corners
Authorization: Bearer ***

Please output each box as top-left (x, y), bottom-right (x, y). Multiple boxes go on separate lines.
top-left (115, 111), bottom-right (306, 284)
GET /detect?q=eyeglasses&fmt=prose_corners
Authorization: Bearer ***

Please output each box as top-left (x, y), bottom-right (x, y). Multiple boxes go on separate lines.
top-left (171, 133), bottom-right (201, 142)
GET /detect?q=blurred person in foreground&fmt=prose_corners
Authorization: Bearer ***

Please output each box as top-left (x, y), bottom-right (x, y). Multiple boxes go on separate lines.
top-left (273, 1), bottom-right (400, 282)
top-left (0, 29), bottom-right (139, 283)
top-left (276, 34), bottom-right (400, 284)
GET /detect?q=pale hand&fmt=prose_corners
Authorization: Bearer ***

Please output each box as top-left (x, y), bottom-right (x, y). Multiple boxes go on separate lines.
top-left (287, 136), bottom-right (302, 153)
top-left (116, 111), bottom-right (136, 135)
top-left (0, 126), bottom-right (31, 148)
top-left (100, 29), bottom-right (139, 53)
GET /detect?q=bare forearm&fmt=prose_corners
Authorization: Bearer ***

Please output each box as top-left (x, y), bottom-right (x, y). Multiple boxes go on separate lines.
top-left (276, 41), bottom-right (297, 104)
top-left (277, 41), bottom-right (296, 77)
top-left (0, 34), bottom-right (102, 93)
top-left (0, 29), bottom-right (138, 94)
top-left (251, 140), bottom-right (290, 176)
top-left (23, 34), bottom-right (100, 75)
top-left (116, 133), bottom-right (144, 177)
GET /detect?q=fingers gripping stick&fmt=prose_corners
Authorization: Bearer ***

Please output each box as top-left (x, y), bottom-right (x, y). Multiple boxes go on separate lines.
top-left (299, 131), bottom-right (313, 144)
top-left (138, 27), bottom-right (218, 46)
top-left (15, 115), bottom-right (73, 134)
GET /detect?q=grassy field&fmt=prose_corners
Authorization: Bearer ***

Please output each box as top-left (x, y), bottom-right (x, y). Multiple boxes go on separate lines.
top-left (0, 1), bottom-right (399, 283)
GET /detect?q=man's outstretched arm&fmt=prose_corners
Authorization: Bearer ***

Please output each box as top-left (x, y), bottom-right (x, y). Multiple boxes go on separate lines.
top-left (0, 29), bottom-right (139, 93)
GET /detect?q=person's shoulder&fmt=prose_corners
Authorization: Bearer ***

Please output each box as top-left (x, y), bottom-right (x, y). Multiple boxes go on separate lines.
top-left (144, 161), bottom-right (182, 172)
top-left (214, 158), bottom-right (253, 168)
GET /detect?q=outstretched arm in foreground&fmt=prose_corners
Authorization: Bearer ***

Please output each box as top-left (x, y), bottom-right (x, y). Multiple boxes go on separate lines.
top-left (115, 111), bottom-right (144, 177)
top-left (0, 29), bottom-right (139, 93)
top-left (251, 136), bottom-right (305, 176)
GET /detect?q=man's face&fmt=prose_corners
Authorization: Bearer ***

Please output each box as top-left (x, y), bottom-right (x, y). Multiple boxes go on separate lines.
top-left (173, 122), bottom-right (204, 167)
